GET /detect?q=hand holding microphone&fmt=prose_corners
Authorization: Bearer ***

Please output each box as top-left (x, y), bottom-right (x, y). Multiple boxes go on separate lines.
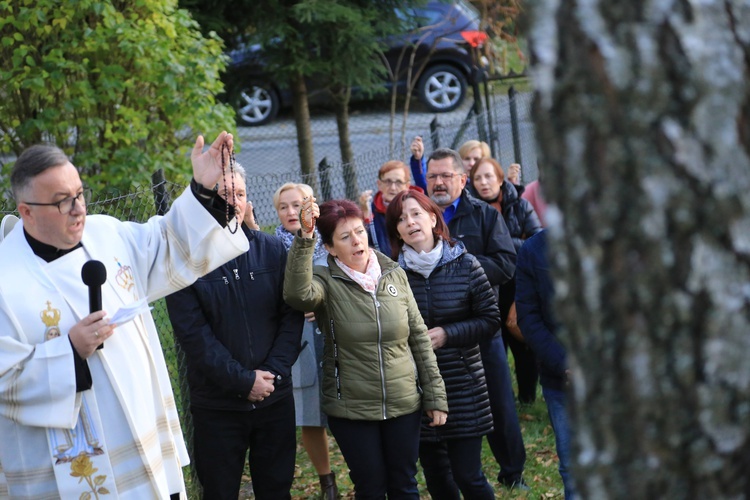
top-left (76, 260), bottom-right (112, 353)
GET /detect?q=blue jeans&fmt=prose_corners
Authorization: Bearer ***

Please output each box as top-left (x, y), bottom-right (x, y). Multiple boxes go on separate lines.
top-left (542, 386), bottom-right (575, 499)
top-left (480, 334), bottom-right (526, 483)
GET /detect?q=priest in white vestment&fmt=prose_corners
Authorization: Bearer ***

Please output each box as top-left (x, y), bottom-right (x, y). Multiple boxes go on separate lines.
top-left (0, 132), bottom-right (249, 499)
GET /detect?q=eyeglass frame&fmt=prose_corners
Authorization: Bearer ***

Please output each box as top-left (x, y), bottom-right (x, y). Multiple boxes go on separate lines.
top-left (425, 172), bottom-right (464, 182)
top-left (23, 189), bottom-right (91, 215)
top-left (378, 178), bottom-right (407, 188)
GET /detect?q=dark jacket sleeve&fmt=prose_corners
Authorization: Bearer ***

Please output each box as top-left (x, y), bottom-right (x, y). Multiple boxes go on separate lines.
top-left (476, 206), bottom-right (517, 287)
top-left (443, 255), bottom-right (502, 348)
top-left (515, 235), bottom-right (566, 377)
top-left (410, 155), bottom-right (427, 191)
top-left (515, 199), bottom-right (543, 249)
top-left (259, 248), bottom-right (305, 378)
top-left (166, 283), bottom-right (257, 398)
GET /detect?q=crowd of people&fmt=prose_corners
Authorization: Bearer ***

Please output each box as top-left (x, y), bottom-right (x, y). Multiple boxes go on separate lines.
top-left (0, 133), bottom-right (573, 500)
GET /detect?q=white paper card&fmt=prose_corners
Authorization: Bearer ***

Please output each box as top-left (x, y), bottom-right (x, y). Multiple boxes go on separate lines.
top-left (109, 298), bottom-right (152, 325)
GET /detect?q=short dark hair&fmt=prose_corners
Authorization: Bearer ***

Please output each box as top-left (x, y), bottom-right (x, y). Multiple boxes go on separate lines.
top-left (316, 199), bottom-right (363, 246)
top-left (11, 144), bottom-right (71, 200)
top-left (427, 148), bottom-right (464, 174)
top-left (385, 190), bottom-right (453, 260)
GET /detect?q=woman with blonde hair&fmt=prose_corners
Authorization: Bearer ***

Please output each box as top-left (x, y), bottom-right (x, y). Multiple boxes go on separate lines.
top-left (273, 182), bottom-right (337, 499)
top-left (458, 140), bottom-right (491, 172)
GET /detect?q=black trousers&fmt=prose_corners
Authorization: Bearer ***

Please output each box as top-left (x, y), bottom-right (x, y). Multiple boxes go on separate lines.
top-left (328, 410), bottom-right (422, 500)
top-left (502, 329), bottom-right (539, 403)
top-left (420, 437), bottom-right (495, 500)
top-left (191, 395), bottom-right (296, 500)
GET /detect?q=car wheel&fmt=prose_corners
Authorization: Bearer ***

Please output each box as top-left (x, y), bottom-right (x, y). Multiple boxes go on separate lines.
top-left (234, 83), bottom-right (279, 126)
top-left (418, 64), bottom-right (468, 113)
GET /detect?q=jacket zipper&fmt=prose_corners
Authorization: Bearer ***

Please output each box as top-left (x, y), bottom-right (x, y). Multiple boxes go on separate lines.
top-left (330, 318), bottom-right (341, 399)
top-left (372, 293), bottom-right (387, 419)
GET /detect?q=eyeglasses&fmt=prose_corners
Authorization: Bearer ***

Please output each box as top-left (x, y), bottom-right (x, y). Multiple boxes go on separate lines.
top-left (426, 172), bottom-right (462, 182)
top-left (379, 179), bottom-right (406, 188)
top-left (24, 190), bottom-right (91, 215)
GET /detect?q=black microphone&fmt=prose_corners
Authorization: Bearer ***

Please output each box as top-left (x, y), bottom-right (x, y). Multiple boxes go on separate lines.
top-left (81, 260), bottom-right (107, 349)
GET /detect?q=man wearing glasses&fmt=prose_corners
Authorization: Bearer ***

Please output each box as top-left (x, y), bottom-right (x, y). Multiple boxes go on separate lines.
top-left (0, 135), bottom-right (248, 499)
top-left (424, 148), bottom-right (529, 492)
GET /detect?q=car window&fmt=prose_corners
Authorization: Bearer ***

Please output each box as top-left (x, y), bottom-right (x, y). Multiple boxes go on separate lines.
top-left (411, 7), bottom-right (444, 27)
top-left (395, 7), bottom-right (441, 30)
top-left (454, 0), bottom-right (481, 23)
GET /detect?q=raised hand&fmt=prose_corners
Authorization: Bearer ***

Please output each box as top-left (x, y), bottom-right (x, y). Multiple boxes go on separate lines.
top-left (191, 131), bottom-right (234, 188)
top-left (358, 189), bottom-right (373, 220)
top-left (410, 136), bottom-right (424, 160)
top-left (299, 196), bottom-right (320, 237)
top-left (244, 201), bottom-right (260, 230)
top-left (507, 163), bottom-right (521, 185)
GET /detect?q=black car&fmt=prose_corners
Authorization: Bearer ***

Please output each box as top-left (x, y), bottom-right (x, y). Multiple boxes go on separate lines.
top-left (224, 0), bottom-right (489, 126)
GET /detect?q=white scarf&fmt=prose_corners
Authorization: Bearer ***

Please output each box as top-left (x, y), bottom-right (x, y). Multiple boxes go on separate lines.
top-left (403, 242), bottom-right (443, 278)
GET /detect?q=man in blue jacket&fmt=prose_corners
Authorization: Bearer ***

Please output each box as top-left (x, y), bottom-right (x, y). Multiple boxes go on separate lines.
top-left (166, 164), bottom-right (304, 500)
top-left (515, 229), bottom-right (575, 499)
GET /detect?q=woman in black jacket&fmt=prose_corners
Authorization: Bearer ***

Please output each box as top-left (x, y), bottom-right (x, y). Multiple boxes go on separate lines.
top-left (470, 156), bottom-right (542, 404)
top-left (386, 190), bottom-right (501, 500)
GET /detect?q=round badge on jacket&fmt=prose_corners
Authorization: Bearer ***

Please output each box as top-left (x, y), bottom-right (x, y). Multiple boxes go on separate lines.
top-left (386, 284), bottom-right (398, 297)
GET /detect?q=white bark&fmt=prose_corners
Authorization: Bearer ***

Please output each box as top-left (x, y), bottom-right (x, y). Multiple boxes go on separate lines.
top-left (528, 0), bottom-right (750, 496)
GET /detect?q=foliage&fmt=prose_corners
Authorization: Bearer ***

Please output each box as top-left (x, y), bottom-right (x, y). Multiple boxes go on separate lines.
top-left (0, 0), bottom-right (236, 193)
top-left (469, 0), bottom-right (526, 76)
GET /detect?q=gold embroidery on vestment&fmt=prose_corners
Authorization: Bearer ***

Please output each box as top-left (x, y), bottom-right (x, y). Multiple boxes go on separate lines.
top-left (40, 301), bottom-right (62, 341)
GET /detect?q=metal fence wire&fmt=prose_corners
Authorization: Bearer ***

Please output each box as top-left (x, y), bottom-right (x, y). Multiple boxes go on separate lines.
top-left (0, 88), bottom-right (536, 496)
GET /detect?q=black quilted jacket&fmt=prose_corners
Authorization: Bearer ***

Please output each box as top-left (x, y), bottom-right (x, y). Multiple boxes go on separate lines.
top-left (400, 240), bottom-right (501, 440)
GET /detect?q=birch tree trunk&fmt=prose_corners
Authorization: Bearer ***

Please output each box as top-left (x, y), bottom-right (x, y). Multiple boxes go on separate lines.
top-left (528, 0), bottom-right (750, 497)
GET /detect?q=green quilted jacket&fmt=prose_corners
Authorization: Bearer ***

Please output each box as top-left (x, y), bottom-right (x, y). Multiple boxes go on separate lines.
top-left (284, 235), bottom-right (448, 421)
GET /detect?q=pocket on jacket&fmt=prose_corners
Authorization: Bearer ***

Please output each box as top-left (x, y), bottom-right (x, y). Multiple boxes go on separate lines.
top-left (292, 341), bottom-right (317, 389)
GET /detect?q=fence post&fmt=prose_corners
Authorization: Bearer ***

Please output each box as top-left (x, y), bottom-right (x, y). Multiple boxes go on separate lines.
top-left (318, 157), bottom-right (333, 202)
top-left (151, 169), bottom-right (170, 216)
top-left (484, 79), bottom-right (498, 159)
top-left (471, 75), bottom-right (489, 144)
top-left (449, 105), bottom-right (476, 150)
top-left (509, 85), bottom-right (523, 166)
top-left (429, 117), bottom-right (440, 151)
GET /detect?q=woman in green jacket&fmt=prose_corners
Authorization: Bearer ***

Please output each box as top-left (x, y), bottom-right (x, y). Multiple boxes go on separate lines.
top-left (284, 197), bottom-right (448, 499)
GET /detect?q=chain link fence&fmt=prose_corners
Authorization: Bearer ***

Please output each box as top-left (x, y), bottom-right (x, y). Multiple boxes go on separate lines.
top-left (0, 87), bottom-right (537, 496)
top-left (241, 87), bottom-right (538, 229)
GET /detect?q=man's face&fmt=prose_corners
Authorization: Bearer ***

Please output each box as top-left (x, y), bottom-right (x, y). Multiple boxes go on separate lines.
top-left (426, 157), bottom-right (466, 208)
top-left (18, 162), bottom-right (86, 249)
top-left (377, 168), bottom-right (409, 204)
top-left (218, 173), bottom-right (247, 222)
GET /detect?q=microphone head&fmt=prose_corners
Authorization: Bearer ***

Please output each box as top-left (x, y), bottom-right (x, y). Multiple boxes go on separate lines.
top-left (81, 260), bottom-right (107, 286)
